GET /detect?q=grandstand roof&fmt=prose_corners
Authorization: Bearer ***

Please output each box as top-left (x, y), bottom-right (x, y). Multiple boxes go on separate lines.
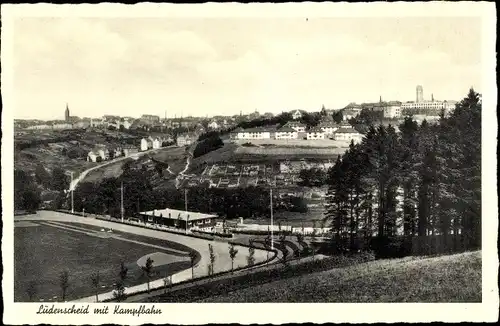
top-left (140, 208), bottom-right (217, 221)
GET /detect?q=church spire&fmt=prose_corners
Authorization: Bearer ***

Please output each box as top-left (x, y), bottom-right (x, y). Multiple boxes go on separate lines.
top-left (65, 103), bottom-right (70, 122)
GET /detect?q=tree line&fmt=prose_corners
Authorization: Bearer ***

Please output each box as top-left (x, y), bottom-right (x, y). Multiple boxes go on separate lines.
top-left (324, 88), bottom-right (481, 257)
top-left (69, 159), bottom-right (307, 220)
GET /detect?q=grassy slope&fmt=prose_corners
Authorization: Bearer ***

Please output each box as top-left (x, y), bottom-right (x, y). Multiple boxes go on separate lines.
top-left (200, 251), bottom-right (481, 303)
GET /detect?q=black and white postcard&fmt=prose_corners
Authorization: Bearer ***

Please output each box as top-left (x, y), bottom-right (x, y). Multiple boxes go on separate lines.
top-left (1, 2), bottom-right (498, 324)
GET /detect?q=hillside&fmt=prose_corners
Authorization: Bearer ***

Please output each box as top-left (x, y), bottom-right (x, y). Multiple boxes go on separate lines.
top-left (200, 251), bottom-right (481, 303)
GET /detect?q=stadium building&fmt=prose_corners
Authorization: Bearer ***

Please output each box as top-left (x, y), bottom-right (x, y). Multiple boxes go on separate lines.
top-left (139, 208), bottom-right (217, 230)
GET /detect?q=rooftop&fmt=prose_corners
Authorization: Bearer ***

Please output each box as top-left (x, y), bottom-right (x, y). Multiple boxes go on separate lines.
top-left (140, 208), bottom-right (217, 221)
top-left (308, 127), bottom-right (324, 133)
top-left (336, 127), bottom-right (362, 134)
top-left (276, 127), bottom-right (297, 132)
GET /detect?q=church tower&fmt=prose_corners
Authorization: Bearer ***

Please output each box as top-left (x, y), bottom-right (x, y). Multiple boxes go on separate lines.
top-left (65, 103), bottom-right (70, 122)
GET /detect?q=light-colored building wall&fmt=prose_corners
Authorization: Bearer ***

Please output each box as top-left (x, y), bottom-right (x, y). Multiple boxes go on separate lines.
top-left (306, 131), bottom-right (325, 140)
top-left (383, 105), bottom-right (402, 118)
top-left (140, 138), bottom-right (149, 151)
top-left (274, 130), bottom-right (298, 139)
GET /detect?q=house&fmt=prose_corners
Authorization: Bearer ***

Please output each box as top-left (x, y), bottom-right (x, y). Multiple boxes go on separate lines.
top-left (87, 151), bottom-right (99, 162)
top-left (177, 133), bottom-right (195, 147)
top-left (140, 138), bottom-right (152, 151)
top-left (236, 127), bottom-right (273, 140)
top-left (342, 109), bottom-right (360, 121)
top-left (291, 110), bottom-right (303, 120)
top-left (52, 123), bottom-right (74, 129)
top-left (343, 103), bottom-right (362, 112)
top-left (109, 146), bottom-right (123, 158)
top-left (194, 125), bottom-right (206, 136)
top-left (274, 127), bottom-right (298, 140)
top-left (306, 127), bottom-right (326, 140)
top-left (73, 121), bottom-right (90, 129)
top-left (102, 115), bottom-right (121, 122)
top-left (152, 138), bottom-right (161, 149)
top-left (141, 114), bottom-right (160, 123)
top-left (318, 122), bottom-right (339, 136)
top-left (121, 119), bottom-right (132, 129)
top-left (208, 120), bottom-right (219, 130)
top-left (230, 127), bottom-right (244, 140)
top-left (106, 120), bottom-right (120, 130)
top-left (122, 145), bottom-right (139, 156)
top-left (284, 121), bottom-right (306, 133)
top-left (88, 146), bottom-right (110, 162)
top-left (333, 127), bottom-right (364, 143)
top-left (383, 102), bottom-right (402, 119)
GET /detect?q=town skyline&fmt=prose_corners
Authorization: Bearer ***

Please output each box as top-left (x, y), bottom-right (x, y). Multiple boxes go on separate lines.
top-left (12, 16), bottom-right (481, 120)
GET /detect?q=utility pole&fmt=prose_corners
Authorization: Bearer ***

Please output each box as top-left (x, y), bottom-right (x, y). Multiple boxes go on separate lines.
top-left (270, 187), bottom-right (274, 250)
top-left (120, 181), bottom-right (124, 223)
top-left (185, 189), bottom-right (189, 234)
top-left (70, 171), bottom-right (74, 213)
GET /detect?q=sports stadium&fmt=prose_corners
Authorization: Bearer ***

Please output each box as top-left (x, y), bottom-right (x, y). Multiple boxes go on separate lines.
top-left (14, 210), bottom-right (272, 302)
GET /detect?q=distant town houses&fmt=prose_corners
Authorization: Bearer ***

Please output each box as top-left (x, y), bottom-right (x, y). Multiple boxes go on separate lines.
top-left (207, 120), bottom-right (220, 130)
top-left (342, 108), bottom-right (361, 121)
top-left (332, 126), bottom-right (364, 143)
top-left (383, 101), bottom-right (403, 119)
top-left (229, 127), bottom-right (244, 140)
top-left (140, 114), bottom-right (161, 124)
top-left (87, 145), bottom-right (110, 162)
top-left (283, 121), bottom-right (307, 133)
top-left (401, 100), bottom-right (457, 116)
top-left (306, 127), bottom-right (326, 140)
top-left (291, 109), bottom-right (304, 120)
top-left (274, 127), bottom-right (298, 140)
top-left (122, 145), bottom-right (139, 156)
top-left (140, 136), bottom-right (163, 151)
top-left (176, 133), bottom-right (196, 147)
top-left (235, 127), bottom-right (274, 140)
top-left (318, 121), bottom-right (339, 136)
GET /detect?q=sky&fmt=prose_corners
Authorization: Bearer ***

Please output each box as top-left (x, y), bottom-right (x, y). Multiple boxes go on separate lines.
top-left (12, 16), bottom-right (482, 120)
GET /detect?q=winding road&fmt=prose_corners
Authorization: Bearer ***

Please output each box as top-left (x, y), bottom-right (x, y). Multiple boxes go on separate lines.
top-left (175, 154), bottom-right (192, 189)
top-left (69, 147), bottom-right (173, 191)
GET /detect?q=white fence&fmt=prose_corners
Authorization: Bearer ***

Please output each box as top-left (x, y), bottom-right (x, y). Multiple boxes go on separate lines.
top-left (234, 223), bottom-right (331, 235)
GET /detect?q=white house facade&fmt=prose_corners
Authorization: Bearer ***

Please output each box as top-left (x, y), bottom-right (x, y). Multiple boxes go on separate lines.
top-left (306, 127), bottom-right (325, 140)
top-left (284, 122), bottom-right (306, 133)
top-left (237, 128), bottom-right (272, 140)
top-left (291, 110), bottom-right (303, 120)
top-left (333, 127), bottom-right (364, 143)
top-left (274, 127), bottom-right (298, 140)
top-left (140, 138), bottom-right (150, 151)
top-left (152, 138), bottom-right (161, 149)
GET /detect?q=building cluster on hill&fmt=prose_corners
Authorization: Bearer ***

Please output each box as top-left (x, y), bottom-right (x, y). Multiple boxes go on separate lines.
top-left (230, 120), bottom-right (364, 144)
top-left (86, 135), bottom-right (173, 162)
top-left (341, 85), bottom-right (458, 121)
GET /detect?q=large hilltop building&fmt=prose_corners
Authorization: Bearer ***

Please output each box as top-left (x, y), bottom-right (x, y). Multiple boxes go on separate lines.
top-left (401, 85), bottom-right (457, 116)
